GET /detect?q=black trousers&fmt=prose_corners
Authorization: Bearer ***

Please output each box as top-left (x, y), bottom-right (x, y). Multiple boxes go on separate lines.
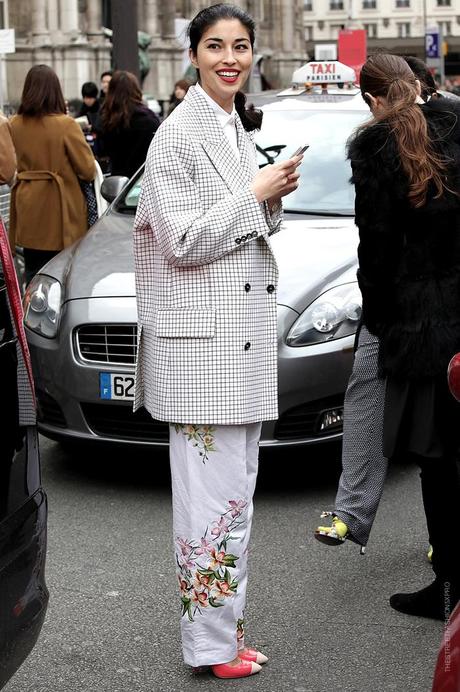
top-left (418, 454), bottom-right (460, 591)
top-left (23, 248), bottom-right (59, 285)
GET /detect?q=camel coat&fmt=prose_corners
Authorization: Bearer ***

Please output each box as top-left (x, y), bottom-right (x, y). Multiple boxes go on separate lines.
top-left (9, 114), bottom-right (95, 251)
top-left (0, 116), bottom-right (16, 186)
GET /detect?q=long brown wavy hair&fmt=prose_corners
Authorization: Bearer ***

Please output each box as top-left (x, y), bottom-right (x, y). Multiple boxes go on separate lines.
top-left (101, 70), bottom-right (143, 131)
top-left (359, 53), bottom-right (448, 208)
top-left (18, 65), bottom-right (66, 117)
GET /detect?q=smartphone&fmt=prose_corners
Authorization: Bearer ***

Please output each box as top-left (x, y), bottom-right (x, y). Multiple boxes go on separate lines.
top-left (291, 145), bottom-right (309, 157)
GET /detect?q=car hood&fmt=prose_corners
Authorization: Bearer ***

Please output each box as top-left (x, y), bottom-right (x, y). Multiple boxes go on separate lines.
top-left (59, 211), bottom-right (358, 314)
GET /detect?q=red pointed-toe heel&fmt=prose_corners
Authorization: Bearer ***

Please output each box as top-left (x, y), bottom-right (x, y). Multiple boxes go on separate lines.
top-left (239, 648), bottom-right (269, 665)
top-left (211, 660), bottom-right (262, 679)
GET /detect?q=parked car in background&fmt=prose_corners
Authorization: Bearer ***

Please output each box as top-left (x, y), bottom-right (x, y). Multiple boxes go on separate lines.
top-left (0, 219), bottom-right (48, 689)
top-left (24, 71), bottom-right (369, 450)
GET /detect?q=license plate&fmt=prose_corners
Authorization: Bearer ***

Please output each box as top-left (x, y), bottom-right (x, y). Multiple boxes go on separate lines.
top-left (99, 373), bottom-right (135, 401)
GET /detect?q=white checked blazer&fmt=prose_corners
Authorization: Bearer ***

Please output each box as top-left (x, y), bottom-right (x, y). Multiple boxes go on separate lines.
top-left (133, 85), bottom-right (283, 424)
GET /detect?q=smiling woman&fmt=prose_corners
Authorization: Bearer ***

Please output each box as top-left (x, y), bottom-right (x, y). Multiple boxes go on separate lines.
top-left (132, 2), bottom-right (303, 681)
top-left (189, 17), bottom-right (253, 112)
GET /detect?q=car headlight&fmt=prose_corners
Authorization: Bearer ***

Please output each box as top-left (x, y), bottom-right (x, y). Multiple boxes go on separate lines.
top-left (23, 275), bottom-right (62, 338)
top-left (286, 282), bottom-right (362, 347)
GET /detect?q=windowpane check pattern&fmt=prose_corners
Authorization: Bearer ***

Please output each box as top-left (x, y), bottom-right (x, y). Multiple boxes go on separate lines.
top-left (133, 86), bottom-right (283, 425)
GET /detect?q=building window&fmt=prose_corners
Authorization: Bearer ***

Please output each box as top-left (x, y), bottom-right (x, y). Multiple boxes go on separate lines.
top-left (304, 0), bottom-right (313, 10)
top-left (330, 1), bottom-right (344, 10)
top-left (436, 0), bottom-right (450, 5)
top-left (395, 0), bottom-right (410, 6)
top-left (362, 0), bottom-right (377, 8)
top-left (305, 25), bottom-right (314, 40)
top-left (364, 23), bottom-right (378, 37)
top-left (397, 22), bottom-right (411, 37)
top-left (438, 21), bottom-right (451, 35)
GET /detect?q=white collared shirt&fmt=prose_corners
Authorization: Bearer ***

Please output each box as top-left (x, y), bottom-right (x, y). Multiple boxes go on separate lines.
top-left (196, 83), bottom-right (239, 156)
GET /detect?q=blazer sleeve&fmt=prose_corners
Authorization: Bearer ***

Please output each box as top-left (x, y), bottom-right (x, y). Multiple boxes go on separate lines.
top-left (0, 117), bottom-right (16, 186)
top-left (134, 122), bottom-right (273, 267)
top-left (64, 118), bottom-right (96, 182)
top-left (263, 200), bottom-right (283, 236)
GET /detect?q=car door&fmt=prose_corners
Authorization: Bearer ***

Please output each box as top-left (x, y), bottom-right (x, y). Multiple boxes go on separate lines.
top-left (0, 231), bottom-right (48, 689)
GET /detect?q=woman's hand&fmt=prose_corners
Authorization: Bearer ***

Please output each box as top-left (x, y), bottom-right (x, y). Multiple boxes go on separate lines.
top-left (250, 155), bottom-right (302, 203)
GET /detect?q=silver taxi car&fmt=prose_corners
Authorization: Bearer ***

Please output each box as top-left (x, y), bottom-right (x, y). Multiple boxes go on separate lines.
top-left (24, 78), bottom-right (368, 449)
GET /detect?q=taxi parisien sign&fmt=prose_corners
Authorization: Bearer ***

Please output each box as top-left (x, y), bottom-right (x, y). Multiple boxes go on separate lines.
top-left (292, 61), bottom-right (356, 85)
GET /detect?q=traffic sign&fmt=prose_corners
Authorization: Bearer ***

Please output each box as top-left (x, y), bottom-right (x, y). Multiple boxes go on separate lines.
top-left (426, 28), bottom-right (440, 59)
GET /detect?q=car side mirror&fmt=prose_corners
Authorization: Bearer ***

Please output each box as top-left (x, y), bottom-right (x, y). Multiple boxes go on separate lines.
top-left (100, 176), bottom-right (129, 203)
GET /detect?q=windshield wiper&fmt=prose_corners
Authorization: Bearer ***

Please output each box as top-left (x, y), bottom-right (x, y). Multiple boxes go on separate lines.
top-left (256, 144), bottom-right (286, 167)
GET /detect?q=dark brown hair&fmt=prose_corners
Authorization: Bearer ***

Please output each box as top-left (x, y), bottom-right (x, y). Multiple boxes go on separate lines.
top-left (359, 53), bottom-right (448, 208)
top-left (101, 70), bottom-right (143, 131)
top-left (402, 55), bottom-right (437, 102)
top-left (187, 3), bottom-right (262, 131)
top-left (18, 64), bottom-right (66, 117)
top-left (174, 79), bottom-right (192, 93)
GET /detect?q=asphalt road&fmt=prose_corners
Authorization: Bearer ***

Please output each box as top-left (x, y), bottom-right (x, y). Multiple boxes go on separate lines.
top-left (5, 436), bottom-right (443, 692)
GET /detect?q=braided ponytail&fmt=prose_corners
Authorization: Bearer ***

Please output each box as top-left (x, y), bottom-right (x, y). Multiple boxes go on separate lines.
top-left (234, 91), bottom-right (263, 132)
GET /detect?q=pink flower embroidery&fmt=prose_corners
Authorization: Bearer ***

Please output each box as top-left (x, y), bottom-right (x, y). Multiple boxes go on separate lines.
top-left (228, 500), bottom-right (247, 518)
top-left (192, 589), bottom-right (209, 608)
top-left (194, 572), bottom-right (213, 590)
top-left (178, 575), bottom-right (189, 595)
top-left (213, 580), bottom-right (232, 599)
top-left (211, 516), bottom-right (230, 538)
top-left (178, 554), bottom-right (196, 570)
top-left (195, 537), bottom-right (213, 556)
top-left (176, 537), bottom-right (193, 556)
top-left (209, 548), bottom-right (226, 569)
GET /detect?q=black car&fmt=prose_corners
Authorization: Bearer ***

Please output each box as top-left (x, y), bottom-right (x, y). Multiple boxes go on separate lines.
top-left (0, 220), bottom-right (48, 689)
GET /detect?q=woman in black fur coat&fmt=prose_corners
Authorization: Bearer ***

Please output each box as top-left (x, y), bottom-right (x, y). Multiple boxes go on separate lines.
top-left (343, 54), bottom-right (459, 619)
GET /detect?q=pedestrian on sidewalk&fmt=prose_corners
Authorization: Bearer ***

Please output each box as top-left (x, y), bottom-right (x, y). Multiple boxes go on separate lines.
top-left (101, 70), bottom-right (159, 179)
top-left (167, 79), bottom-right (192, 116)
top-left (318, 53), bottom-right (460, 621)
top-left (133, 3), bottom-right (302, 679)
top-left (9, 65), bottom-right (95, 283)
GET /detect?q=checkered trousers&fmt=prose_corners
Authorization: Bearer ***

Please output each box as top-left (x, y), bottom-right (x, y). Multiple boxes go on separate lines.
top-left (133, 86), bottom-right (283, 424)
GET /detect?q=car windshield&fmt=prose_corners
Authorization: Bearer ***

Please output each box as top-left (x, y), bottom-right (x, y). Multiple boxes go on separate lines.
top-left (256, 108), bottom-right (367, 215)
top-left (117, 108), bottom-right (367, 216)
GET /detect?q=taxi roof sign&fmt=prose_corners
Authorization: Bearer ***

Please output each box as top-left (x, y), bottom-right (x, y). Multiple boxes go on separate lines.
top-left (292, 60), bottom-right (356, 85)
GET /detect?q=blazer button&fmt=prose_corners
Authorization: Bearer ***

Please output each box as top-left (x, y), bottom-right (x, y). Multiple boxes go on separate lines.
top-left (244, 342), bottom-right (251, 351)
top-left (244, 283), bottom-right (251, 292)
top-left (267, 284), bottom-right (275, 293)
top-left (235, 238), bottom-right (241, 244)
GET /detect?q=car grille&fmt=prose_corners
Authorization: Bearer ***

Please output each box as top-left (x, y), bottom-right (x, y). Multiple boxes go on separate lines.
top-left (274, 394), bottom-right (344, 441)
top-left (76, 325), bottom-right (137, 365)
top-left (36, 390), bottom-right (67, 428)
top-left (81, 403), bottom-right (169, 442)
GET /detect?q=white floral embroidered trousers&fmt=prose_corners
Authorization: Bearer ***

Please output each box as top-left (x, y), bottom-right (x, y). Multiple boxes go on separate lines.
top-left (169, 422), bottom-right (262, 668)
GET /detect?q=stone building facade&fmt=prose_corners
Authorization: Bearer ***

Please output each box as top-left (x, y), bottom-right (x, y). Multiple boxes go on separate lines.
top-left (4, 0), bottom-right (306, 105)
top-left (303, 0), bottom-right (460, 75)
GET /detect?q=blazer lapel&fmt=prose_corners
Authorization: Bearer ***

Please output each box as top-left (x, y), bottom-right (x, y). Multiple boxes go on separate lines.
top-left (184, 87), bottom-right (253, 194)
